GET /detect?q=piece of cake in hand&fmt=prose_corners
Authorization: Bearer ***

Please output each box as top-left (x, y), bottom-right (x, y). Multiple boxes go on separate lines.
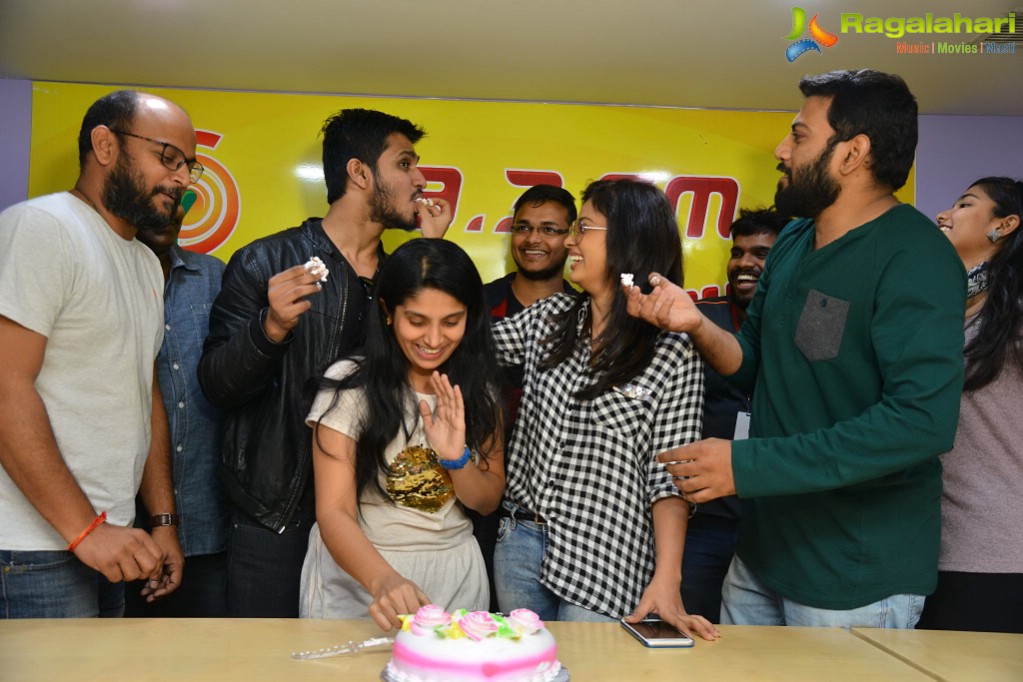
top-left (382, 605), bottom-right (568, 682)
top-left (304, 256), bottom-right (329, 283)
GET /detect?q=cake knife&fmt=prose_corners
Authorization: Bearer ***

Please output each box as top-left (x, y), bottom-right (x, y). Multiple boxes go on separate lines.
top-left (291, 636), bottom-right (395, 660)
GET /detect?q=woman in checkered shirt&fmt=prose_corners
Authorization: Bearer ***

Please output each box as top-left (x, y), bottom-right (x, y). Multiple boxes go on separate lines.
top-left (492, 178), bottom-right (720, 641)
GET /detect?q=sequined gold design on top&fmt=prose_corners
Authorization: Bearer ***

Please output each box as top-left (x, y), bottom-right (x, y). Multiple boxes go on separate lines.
top-left (386, 444), bottom-right (454, 512)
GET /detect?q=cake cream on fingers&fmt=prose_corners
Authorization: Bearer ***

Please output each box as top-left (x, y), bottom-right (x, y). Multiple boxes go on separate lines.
top-left (304, 256), bottom-right (329, 283)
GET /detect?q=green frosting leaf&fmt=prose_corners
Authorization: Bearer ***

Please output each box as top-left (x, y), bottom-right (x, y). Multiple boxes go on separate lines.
top-left (491, 614), bottom-right (520, 639)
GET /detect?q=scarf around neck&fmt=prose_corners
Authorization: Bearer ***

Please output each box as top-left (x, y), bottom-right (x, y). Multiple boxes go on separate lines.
top-left (966, 261), bottom-right (989, 299)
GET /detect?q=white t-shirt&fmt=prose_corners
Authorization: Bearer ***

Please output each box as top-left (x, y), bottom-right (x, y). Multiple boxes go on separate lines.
top-left (0, 193), bottom-right (164, 550)
top-left (306, 359), bottom-right (473, 551)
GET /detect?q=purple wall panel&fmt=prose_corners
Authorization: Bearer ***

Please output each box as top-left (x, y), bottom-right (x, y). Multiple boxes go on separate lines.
top-left (917, 115), bottom-right (1023, 222)
top-left (0, 79), bottom-right (33, 211)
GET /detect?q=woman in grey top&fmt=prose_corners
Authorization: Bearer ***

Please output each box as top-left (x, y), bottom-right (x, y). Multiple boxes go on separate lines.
top-left (300, 240), bottom-right (505, 631)
top-left (920, 177), bottom-right (1023, 633)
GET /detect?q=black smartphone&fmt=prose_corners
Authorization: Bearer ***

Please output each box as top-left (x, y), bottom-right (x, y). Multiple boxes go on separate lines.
top-left (620, 618), bottom-right (695, 648)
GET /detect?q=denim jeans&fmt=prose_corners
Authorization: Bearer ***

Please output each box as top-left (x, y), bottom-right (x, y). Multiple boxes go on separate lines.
top-left (226, 510), bottom-right (311, 617)
top-left (1, 550), bottom-right (124, 619)
top-left (493, 507), bottom-right (615, 623)
top-left (721, 555), bottom-right (924, 628)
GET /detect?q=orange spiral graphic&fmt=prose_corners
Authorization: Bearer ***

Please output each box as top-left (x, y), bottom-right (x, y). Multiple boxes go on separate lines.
top-left (809, 15), bottom-right (839, 48)
top-left (179, 131), bottom-right (241, 254)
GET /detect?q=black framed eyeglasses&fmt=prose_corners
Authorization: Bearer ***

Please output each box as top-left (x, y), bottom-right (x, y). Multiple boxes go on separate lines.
top-left (110, 129), bottom-right (204, 184)
top-left (510, 223), bottom-right (570, 237)
top-left (568, 220), bottom-right (609, 239)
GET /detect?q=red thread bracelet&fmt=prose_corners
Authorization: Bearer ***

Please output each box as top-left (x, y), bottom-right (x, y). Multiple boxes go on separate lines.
top-left (67, 511), bottom-right (107, 552)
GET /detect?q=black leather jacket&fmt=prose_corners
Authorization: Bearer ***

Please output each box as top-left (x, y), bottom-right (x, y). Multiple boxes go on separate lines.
top-left (198, 219), bottom-right (375, 531)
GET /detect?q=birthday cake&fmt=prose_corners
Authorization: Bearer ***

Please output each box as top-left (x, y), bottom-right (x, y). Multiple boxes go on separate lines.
top-left (381, 605), bottom-right (567, 682)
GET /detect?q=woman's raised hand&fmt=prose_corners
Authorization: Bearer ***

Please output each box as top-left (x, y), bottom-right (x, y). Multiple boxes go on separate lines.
top-left (419, 371), bottom-right (467, 463)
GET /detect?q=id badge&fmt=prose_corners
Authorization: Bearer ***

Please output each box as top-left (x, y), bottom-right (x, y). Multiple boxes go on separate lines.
top-left (733, 412), bottom-right (751, 441)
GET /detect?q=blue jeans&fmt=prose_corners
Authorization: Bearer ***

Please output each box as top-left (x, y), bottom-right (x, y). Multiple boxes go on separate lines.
top-left (1, 550), bottom-right (124, 618)
top-left (493, 507), bottom-right (615, 623)
top-left (721, 555), bottom-right (924, 628)
top-left (226, 510), bottom-right (311, 617)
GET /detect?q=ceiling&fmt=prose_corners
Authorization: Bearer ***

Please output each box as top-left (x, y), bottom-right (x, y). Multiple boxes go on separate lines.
top-left (1, 0), bottom-right (1021, 116)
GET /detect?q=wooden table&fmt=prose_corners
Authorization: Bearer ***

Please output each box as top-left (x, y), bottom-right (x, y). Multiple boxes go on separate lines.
top-left (0, 618), bottom-right (942, 681)
top-left (852, 627), bottom-right (1023, 682)
top-left (556, 623), bottom-right (932, 680)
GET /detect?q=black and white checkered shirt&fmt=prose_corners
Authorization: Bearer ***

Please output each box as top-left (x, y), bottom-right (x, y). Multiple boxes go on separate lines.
top-left (493, 293), bottom-right (704, 618)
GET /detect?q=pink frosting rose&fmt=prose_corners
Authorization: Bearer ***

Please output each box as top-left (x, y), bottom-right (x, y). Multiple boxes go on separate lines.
top-left (411, 604), bottom-right (452, 636)
top-left (508, 608), bottom-right (544, 635)
top-left (458, 611), bottom-right (499, 641)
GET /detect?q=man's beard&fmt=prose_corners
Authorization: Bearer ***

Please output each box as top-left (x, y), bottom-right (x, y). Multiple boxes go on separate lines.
top-left (774, 142), bottom-right (841, 219)
top-left (103, 154), bottom-right (180, 232)
top-left (370, 174), bottom-right (418, 232)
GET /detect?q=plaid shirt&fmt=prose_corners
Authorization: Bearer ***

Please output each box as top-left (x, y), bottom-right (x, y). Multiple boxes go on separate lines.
top-left (493, 293), bottom-right (704, 617)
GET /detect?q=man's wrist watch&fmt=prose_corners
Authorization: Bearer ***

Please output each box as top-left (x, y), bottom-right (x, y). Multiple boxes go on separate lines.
top-left (150, 513), bottom-right (180, 527)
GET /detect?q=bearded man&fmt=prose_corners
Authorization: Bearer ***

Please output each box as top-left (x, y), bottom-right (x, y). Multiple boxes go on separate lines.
top-left (0, 90), bottom-right (195, 617)
top-left (198, 108), bottom-right (451, 617)
top-left (627, 70), bottom-right (966, 629)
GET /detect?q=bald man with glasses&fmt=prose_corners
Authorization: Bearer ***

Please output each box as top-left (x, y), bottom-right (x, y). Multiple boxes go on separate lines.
top-left (0, 89), bottom-right (196, 618)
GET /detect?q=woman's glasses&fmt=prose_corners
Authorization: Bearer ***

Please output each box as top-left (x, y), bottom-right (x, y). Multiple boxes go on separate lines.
top-left (568, 220), bottom-right (609, 239)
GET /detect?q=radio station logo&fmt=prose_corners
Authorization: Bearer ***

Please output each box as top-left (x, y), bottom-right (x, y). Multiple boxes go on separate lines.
top-left (178, 130), bottom-right (240, 254)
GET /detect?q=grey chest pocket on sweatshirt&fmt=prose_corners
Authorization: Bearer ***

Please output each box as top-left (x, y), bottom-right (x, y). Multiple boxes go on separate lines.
top-left (794, 289), bottom-right (849, 361)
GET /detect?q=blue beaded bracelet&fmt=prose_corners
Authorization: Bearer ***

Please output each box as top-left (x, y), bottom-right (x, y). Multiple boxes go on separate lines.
top-left (438, 446), bottom-right (472, 470)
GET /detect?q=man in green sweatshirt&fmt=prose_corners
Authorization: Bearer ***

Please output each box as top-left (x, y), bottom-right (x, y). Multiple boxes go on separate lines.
top-left (627, 70), bottom-right (966, 628)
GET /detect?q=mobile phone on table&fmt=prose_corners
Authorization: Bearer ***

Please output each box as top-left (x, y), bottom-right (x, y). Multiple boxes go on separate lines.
top-left (620, 618), bottom-right (695, 648)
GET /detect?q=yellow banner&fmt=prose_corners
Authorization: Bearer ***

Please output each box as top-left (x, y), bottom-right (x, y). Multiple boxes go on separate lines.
top-left (28, 82), bottom-right (914, 297)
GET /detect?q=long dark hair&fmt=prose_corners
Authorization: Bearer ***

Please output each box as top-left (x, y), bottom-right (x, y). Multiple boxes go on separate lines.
top-left (964, 177), bottom-right (1023, 391)
top-left (539, 178), bottom-right (684, 399)
top-left (314, 239), bottom-right (502, 501)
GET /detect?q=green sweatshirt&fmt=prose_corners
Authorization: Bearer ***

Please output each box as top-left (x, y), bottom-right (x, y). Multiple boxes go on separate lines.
top-left (729, 204), bottom-right (966, 610)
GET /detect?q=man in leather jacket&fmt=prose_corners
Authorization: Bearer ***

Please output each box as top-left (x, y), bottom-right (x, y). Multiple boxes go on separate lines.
top-left (198, 108), bottom-right (452, 617)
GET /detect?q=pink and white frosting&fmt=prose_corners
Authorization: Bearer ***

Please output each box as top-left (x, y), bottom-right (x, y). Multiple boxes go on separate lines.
top-left (508, 609), bottom-right (544, 635)
top-left (411, 605), bottom-right (452, 636)
top-left (387, 605), bottom-right (562, 682)
top-left (457, 611), bottom-right (500, 641)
